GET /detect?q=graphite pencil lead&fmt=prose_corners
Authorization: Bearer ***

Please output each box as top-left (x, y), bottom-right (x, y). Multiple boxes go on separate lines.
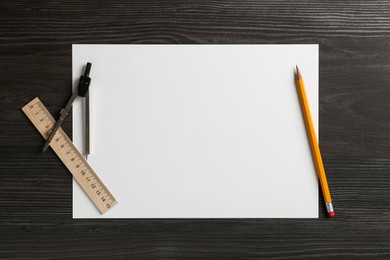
top-left (296, 65), bottom-right (302, 79)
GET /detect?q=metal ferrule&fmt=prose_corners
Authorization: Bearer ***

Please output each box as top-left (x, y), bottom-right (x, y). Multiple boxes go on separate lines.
top-left (325, 202), bottom-right (334, 213)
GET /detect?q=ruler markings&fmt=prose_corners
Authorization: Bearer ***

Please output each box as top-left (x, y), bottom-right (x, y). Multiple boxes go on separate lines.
top-left (22, 97), bottom-right (117, 214)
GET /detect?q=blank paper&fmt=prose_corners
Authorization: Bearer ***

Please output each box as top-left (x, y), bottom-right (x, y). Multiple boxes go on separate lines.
top-left (72, 44), bottom-right (319, 218)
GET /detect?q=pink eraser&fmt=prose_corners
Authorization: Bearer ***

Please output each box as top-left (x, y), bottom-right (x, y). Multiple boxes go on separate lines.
top-left (328, 211), bottom-right (335, 217)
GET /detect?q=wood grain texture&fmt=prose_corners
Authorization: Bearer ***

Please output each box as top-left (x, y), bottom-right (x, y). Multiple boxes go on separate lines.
top-left (1, 0), bottom-right (390, 259)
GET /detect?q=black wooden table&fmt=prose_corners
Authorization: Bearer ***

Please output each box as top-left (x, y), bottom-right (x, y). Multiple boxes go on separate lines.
top-left (1, 1), bottom-right (390, 259)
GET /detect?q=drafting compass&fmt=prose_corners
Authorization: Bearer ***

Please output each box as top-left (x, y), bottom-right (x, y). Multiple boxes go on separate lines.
top-left (23, 62), bottom-right (117, 213)
top-left (42, 62), bottom-right (91, 159)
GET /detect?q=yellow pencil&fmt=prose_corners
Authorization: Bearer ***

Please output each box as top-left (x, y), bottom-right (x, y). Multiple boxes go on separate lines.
top-left (295, 66), bottom-right (334, 217)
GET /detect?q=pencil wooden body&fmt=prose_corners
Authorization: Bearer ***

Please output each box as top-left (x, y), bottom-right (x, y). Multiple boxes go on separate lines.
top-left (295, 68), bottom-right (333, 213)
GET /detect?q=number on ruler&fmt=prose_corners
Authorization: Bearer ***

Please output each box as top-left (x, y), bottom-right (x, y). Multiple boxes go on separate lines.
top-left (22, 98), bottom-right (117, 213)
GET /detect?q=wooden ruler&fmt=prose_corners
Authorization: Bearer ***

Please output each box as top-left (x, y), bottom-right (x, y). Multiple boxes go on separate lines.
top-left (22, 97), bottom-right (117, 214)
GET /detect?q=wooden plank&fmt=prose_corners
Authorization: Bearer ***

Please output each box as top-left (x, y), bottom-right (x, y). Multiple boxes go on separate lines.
top-left (1, 0), bottom-right (390, 258)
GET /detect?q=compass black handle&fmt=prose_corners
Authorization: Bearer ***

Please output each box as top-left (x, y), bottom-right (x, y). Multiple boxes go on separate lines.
top-left (78, 62), bottom-right (92, 97)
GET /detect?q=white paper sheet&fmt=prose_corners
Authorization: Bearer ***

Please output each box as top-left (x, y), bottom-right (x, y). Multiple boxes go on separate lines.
top-left (72, 44), bottom-right (319, 218)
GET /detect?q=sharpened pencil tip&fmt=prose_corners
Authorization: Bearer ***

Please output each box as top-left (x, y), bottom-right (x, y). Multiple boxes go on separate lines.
top-left (296, 65), bottom-right (302, 79)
